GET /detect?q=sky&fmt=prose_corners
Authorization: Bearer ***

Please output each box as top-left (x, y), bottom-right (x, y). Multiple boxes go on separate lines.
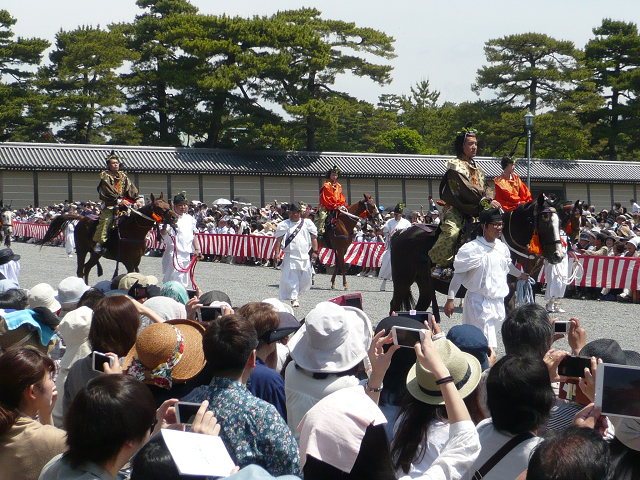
top-left (8, 1), bottom-right (640, 106)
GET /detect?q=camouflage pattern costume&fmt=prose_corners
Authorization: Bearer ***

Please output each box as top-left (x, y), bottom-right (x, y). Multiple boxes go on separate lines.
top-left (92, 170), bottom-right (138, 244)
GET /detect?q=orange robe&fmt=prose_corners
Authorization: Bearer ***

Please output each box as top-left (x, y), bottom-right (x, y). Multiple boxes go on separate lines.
top-left (319, 181), bottom-right (346, 210)
top-left (493, 173), bottom-right (532, 212)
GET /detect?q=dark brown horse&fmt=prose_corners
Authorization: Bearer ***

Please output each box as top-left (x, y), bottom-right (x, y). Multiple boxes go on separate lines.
top-left (319, 194), bottom-right (382, 290)
top-left (390, 194), bottom-right (564, 319)
top-left (39, 193), bottom-right (176, 284)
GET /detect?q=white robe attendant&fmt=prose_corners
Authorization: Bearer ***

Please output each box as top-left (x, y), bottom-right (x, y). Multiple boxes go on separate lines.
top-left (544, 230), bottom-right (569, 301)
top-left (161, 214), bottom-right (197, 286)
top-left (379, 217), bottom-right (412, 280)
top-left (64, 220), bottom-right (77, 255)
top-left (276, 218), bottom-right (317, 301)
top-left (0, 260), bottom-right (20, 286)
top-left (448, 236), bottom-right (520, 347)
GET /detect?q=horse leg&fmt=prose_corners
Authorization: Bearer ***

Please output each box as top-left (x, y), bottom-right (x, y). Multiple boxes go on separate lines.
top-left (339, 252), bottom-right (349, 291)
top-left (77, 249), bottom-right (88, 279)
top-left (83, 253), bottom-right (102, 285)
top-left (330, 257), bottom-right (338, 289)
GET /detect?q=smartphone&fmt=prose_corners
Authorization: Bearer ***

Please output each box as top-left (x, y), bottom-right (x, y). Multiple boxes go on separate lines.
top-left (391, 326), bottom-right (425, 348)
top-left (595, 363), bottom-right (640, 419)
top-left (133, 286), bottom-right (147, 299)
top-left (558, 355), bottom-right (592, 378)
top-left (197, 306), bottom-right (223, 322)
top-left (186, 289), bottom-right (198, 299)
top-left (554, 321), bottom-right (569, 333)
top-left (344, 295), bottom-right (363, 310)
top-left (175, 402), bottom-right (202, 425)
top-left (396, 310), bottom-right (432, 323)
top-left (92, 351), bottom-right (114, 373)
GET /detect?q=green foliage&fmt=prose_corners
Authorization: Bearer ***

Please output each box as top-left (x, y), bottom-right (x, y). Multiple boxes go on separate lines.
top-left (375, 127), bottom-right (426, 154)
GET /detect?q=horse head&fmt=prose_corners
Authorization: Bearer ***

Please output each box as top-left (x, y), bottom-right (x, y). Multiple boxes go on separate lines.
top-left (359, 193), bottom-right (383, 227)
top-left (535, 193), bottom-right (564, 264)
top-left (149, 192), bottom-right (178, 226)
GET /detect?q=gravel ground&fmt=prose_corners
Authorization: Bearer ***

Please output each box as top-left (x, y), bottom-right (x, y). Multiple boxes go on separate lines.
top-left (13, 241), bottom-right (640, 357)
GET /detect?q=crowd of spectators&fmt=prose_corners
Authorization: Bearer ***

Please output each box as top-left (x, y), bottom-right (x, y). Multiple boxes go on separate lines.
top-left (0, 240), bottom-right (638, 480)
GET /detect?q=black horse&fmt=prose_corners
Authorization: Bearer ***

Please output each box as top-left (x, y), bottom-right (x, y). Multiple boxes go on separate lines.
top-left (389, 193), bottom-right (564, 319)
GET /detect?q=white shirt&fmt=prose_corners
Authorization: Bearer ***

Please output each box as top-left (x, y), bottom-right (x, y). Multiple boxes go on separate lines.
top-left (162, 214), bottom-right (197, 256)
top-left (394, 418), bottom-right (451, 479)
top-left (632, 202), bottom-right (640, 213)
top-left (448, 237), bottom-right (518, 300)
top-left (383, 216), bottom-right (411, 243)
top-left (275, 218), bottom-right (317, 261)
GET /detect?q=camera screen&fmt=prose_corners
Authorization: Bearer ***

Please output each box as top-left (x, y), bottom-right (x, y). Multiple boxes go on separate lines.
top-left (344, 296), bottom-right (363, 310)
top-left (394, 327), bottom-right (422, 348)
top-left (558, 356), bottom-right (591, 378)
top-left (176, 402), bottom-right (201, 425)
top-left (601, 364), bottom-right (640, 419)
top-left (554, 321), bottom-right (568, 333)
top-left (93, 352), bottom-right (110, 372)
top-left (199, 307), bottom-right (222, 322)
top-left (186, 289), bottom-right (197, 299)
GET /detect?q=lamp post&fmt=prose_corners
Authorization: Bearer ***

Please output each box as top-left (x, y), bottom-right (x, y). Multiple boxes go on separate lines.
top-left (524, 111), bottom-right (534, 190)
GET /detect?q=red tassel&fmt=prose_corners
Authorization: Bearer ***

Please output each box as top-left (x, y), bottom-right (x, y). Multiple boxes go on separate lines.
top-left (529, 230), bottom-right (543, 255)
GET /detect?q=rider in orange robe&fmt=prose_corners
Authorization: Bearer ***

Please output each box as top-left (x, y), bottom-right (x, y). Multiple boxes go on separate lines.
top-left (315, 166), bottom-right (347, 236)
top-left (493, 156), bottom-right (532, 212)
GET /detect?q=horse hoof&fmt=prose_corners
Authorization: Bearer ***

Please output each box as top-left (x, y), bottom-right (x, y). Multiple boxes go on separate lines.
top-left (344, 286), bottom-right (349, 291)
top-left (331, 285), bottom-right (336, 290)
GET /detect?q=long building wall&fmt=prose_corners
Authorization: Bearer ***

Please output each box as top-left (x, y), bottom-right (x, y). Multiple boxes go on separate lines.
top-left (0, 169), bottom-right (634, 212)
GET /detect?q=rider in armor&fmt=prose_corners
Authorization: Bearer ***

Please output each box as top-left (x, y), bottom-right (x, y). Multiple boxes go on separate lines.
top-left (93, 151), bottom-right (138, 253)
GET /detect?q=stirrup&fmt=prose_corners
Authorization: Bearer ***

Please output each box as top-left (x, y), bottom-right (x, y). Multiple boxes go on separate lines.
top-left (94, 243), bottom-right (103, 253)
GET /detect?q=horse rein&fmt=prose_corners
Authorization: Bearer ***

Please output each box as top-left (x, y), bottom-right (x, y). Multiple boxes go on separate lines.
top-left (503, 204), bottom-right (562, 260)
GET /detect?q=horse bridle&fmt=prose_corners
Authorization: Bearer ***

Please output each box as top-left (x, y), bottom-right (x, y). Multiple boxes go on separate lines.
top-left (505, 202), bottom-right (562, 256)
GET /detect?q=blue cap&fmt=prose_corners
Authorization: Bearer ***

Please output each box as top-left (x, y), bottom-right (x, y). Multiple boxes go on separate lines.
top-left (446, 324), bottom-right (490, 371)
top-left (379, 206), bottom-right (385, 211)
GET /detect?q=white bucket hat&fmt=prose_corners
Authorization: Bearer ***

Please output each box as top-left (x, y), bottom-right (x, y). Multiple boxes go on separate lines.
top-left (28, 283), bottom-right (62, 313)
top-left (56, 277), bottom-right (90, 308)
top-left (288, 301), bottom-right (372, 373)
top-left (261, 297), bottom-right (295, 315)
top-left (58, 306), bottom-right (93, 370)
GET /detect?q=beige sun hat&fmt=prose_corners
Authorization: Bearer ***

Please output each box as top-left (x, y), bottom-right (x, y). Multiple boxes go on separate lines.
top-left (123, 319), bottom-right (206, 389)
top-left (406, 339), bottom-right (482, 405)
top-left (287, 301), bottom-right (372, 373)
top-left (28, 283), bottom-right (62, 313)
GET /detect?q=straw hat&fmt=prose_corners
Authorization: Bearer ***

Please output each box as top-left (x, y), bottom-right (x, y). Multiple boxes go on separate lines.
top-left (406, 339), bottom-right (482, 405)
top-left (123, 319), bottom-right (205, 389)
top-left (288, 301), bottom-right (372, 373)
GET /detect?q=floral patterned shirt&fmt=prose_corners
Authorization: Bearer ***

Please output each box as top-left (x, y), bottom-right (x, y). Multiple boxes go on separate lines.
top-left (183, 377), bottom-right (300, 476)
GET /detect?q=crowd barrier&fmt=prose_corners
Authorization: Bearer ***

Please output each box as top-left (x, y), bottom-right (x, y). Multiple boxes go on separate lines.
top-left (14, 221), bottom-right (640, 289)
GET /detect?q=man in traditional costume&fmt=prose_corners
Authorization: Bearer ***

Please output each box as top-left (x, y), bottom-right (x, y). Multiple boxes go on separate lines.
top-left (378, 203), bottom-right (411, 291)
top-left (274, 204), bottom-right (318, 308)
top-left (493, 156), bottom-right (532, 212)
top-left (314, 166), bottom-right (347, 237)
top-left (160, 192), bottom-right (200, 286)
top-left (429, 124), bottom-right (500, 278)
top-left (93, 151), bottom-right (138, 253)
top-left (444, 208), bottom-right (527, 347)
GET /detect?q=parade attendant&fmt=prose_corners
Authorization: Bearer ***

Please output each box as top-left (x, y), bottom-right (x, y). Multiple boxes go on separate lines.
top-left (544, 229), bottom-right (570, 313)
top-left (274, 204), bottom-right (318, 308)
top-left (314, 166), bottom-right (347, 237)
top-left (379, 203), bottom-right (412, 291)
top-left (429, 124), bottom-right (500, 278)
top-left (444, 208), bottom-right (527, 347)
top-left (92, 152), bottom-right (138, 253)
top-left (160, 192), bottom-right (200, 287)
top-left (493, 156), bottom-right (532, 212)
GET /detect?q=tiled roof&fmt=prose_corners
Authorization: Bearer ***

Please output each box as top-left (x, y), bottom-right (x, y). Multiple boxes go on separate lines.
top-left (0, 142), bottom-right (638, 184)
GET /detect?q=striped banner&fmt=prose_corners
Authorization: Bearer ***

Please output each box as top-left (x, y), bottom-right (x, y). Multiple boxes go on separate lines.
top-left (539, 254), bottom-right (640, 290)
top-left (12, 221), bottom-right (64, 241)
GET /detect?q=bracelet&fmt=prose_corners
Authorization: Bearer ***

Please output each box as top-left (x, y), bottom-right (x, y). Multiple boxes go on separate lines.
top-left (365, 381), bottom-right (383, 393)
top-left (435, 376), bottom-right (454, 386)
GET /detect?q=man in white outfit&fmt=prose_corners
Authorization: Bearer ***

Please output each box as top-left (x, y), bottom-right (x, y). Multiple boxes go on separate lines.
top-left (160, 192), bottom-right (200, 287)
top-left (274, 204), bottom-right (318, 308)
top-left (379, 203), bottom-right (411, 291)
top-left (444, 208), bottom-right (527, 347)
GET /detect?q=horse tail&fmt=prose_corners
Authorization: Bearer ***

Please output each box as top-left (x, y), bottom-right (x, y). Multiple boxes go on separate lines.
top-left (402, 290), bottom-right (415, 311)
top-left (38, 214), bottom-right (82, 247)
top-left (97, 261), bottom-right (103, 278)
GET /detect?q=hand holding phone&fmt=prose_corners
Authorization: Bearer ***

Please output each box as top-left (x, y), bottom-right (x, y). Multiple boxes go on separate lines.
top-left (558, 355), bottom-right (592, 378)
top-left (92, 351), bottom-right (116, 373)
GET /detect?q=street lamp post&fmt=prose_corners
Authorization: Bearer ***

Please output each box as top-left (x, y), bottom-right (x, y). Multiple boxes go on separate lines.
top-left (524, 111), bottom-right (534, 190)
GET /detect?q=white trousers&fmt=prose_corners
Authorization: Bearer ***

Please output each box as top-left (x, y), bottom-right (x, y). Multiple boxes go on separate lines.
top-left (162, 251), bottom-right (190, 287)
top-left (544, 254), bottom-right (569, 301)
top-left (378, 249), bottom-right (392, 280)
top-left (279, 255), bottom-right (312, 301)
top-left (462, 291), bottom-right (505, 348)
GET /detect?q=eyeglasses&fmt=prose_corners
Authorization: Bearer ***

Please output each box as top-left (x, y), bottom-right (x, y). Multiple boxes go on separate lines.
top-left (490, 222), bottom-right (504, 228)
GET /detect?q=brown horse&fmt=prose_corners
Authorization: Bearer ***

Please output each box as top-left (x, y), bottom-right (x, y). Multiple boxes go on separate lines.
top-left (319, 194), bottom-right (382, 290)
top-left (39, 193), bottom-right (176, 284)
top-left (390, 194), bottom-right (564, 319)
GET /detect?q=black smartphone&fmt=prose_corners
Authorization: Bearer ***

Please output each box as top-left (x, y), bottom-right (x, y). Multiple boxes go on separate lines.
top-left (558, 355), bottom-right (592, 378)
top-left (198, 306), bottom-right (223, 322)
top-left (92, 351), bottom-right (113, 373)
top-left (344, 295), bottom-right (363, 310)
top-left (175, 402), bottom-right (202, 425)
top-left (186, 289), bottom-right (197, 299)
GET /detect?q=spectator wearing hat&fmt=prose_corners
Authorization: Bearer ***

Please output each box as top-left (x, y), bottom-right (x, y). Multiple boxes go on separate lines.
top-left (56, 276), bottom-right (91, 314)
top-left (182, 314), bottom-right (300, 476)
top-left (274, 203), bottom-right (318, 308)
top-left (0, 248), bottom-right (21, 285)
top-left (618, 237), bottom-right (640, 302)
top-left (123, 319), bottom-right (209, 407)
top-left (391, 339), bottom-right (483, 478)
top-left (379, 203), bottom-right (411, 292)
top-left (0, 347), bottom-right (67, 480)
top-left (445, 208), bottom-right (527, 347)
top-left (28, 283), bottom-right (62, 315)
top-left (284, 301), bottom-right (375, 441)
top-left (160, 192), bottom-right (200, 287)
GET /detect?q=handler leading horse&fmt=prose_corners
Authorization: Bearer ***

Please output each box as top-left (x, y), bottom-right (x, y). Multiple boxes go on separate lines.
top-left (319, 193), bottom-right (381, 290)
top-left (39, 193), bottom-right (176, 284)
top-left (390, 193), bottom-right (564, 319)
